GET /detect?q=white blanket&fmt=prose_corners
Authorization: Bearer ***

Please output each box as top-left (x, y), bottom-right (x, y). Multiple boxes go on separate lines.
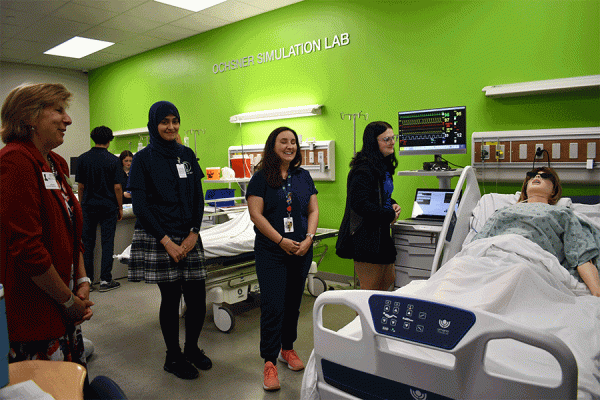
top-left (302, 234), bottom-right (600, 400)
top-left (114, 209), bottom-right (256, 261)
top-left (200, 209), bottom-right (255, 258)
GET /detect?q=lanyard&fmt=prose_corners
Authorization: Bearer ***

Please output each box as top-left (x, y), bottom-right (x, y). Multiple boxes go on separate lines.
top-left (282, 171), bottom-right (292, 218)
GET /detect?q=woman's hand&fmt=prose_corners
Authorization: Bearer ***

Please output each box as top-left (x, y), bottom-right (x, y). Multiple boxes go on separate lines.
top-left (392, 203), bottom-right (401, 224)
top-left (163, 238), bottom-right (186, 263)
top-left (293, 238), bottom-right (313, 256)
top-left (75, 282), bottom-right (91, 301)
top-left (279, 238), bottom-right (300, 255)
top-left (180, 233), bottom-right (199, 258)
top-left (73, 298), bottom-right (94, 325)
top-left (64, 296), bottom-right (93, 324)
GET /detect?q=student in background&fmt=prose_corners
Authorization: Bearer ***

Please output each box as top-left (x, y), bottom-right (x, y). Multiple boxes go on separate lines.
top-left (336, 121), bottom-right (401, 291)
top-left (247, 126), bottom-right (319, 391)
top-left (119, 150), bottom-right (133, 204)
top-left (128, 101), bottom-right (211, 380)
top-left (76, 126), bottom-right (123, 292)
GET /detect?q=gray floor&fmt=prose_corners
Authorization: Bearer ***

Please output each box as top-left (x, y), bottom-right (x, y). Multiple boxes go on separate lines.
top-left (84, 279), bottom-right (356, 400)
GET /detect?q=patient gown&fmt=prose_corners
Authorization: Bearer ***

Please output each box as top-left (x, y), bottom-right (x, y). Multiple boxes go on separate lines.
top-left (471, 203), bottom-right (600, 280)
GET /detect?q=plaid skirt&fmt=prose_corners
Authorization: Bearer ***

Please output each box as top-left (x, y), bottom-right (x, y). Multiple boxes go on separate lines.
top-left (9, 324), bottom-right (86, 367)
top-left (128, 228), bottom-right (207, 284)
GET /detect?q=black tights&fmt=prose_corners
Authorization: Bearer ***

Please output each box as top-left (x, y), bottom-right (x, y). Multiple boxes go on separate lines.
top-left (157, 280), bottom-right (206, 355)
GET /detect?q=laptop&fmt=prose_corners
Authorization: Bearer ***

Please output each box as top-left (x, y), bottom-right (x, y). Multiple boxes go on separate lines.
top-left (401, 188), bottom-right (461, 226)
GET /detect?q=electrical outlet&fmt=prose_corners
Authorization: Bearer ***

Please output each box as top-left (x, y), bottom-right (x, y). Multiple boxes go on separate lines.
top-left (309, 151), bottom-right (315, 163)
top-left (318, 151), bottom-right (324, 164)
top-left (535, 144), bottom-right (544, 159)
top-left (481, 145), bottom-right (490, 160)
top-left (495, 144), bottom-right (505, 160)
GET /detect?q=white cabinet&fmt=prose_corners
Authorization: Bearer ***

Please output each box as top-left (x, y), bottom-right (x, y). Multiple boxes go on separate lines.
top-left (392, 223), bottom-right (440, 289)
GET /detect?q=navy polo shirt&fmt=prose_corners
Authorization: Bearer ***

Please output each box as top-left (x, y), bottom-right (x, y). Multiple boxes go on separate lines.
top-left (75, 147), bottom-right (121, 209)
top-left (246, 167), bottom-right (317, 248)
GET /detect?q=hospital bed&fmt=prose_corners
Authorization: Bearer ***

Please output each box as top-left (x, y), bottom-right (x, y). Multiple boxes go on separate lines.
top-left (117, 209), bottom-right (338, 333)
top-left (198, 209), bottom-right (338, 332)
top-left (301, 166), bottom-right (600, 400)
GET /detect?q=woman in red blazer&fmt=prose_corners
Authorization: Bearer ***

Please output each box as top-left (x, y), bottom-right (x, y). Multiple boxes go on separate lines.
top-left (0, 83), bottom-right (93, 365)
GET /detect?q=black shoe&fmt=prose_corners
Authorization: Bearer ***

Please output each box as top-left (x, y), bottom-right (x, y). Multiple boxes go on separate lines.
top-left (164, 353), bottom-right (199, 380)
top-left (184, 348), bottom-right (213, 370)
top-left (99, 280), bottom-right (121, 292)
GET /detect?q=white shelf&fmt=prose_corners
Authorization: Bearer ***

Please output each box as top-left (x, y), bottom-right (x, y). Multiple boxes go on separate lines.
top-left (113, 127), bottom-right (149, 136)
top-left (397, 169), bottom-right (463, 189)
top-left (204, 178), bottom-right (251, 184)
top-left (482, 75), bottom-right (600, 97)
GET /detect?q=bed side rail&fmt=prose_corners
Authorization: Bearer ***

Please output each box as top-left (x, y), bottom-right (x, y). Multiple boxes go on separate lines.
top-left (313, 290), bottom-right (577, 400)
top-left (431, 166), bottom-right (481, 275)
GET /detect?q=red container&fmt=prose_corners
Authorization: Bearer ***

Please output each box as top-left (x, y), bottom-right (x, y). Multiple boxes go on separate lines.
top-left (231, 156), bottom-right (251, 178)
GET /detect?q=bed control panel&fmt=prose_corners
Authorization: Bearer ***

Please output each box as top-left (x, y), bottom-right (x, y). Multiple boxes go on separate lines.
top-left (369, 295), bottom-right (475, 350)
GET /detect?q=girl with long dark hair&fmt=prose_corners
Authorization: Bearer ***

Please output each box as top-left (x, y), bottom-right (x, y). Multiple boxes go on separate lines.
top-left (336, 121), bottom-right (401, 291)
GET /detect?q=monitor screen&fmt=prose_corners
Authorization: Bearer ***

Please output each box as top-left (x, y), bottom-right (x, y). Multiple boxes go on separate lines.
top-left (397, 106), bottom-right (466, 156)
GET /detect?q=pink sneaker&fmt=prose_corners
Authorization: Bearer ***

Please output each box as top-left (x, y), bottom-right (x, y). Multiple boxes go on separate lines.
top-left (278, 349), bottom-right (304, 371)
top-left (263, 361), bottom-right (280, 391)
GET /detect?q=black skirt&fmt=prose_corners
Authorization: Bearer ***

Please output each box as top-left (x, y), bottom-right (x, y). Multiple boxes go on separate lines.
top-left (337, 222), bottom-right (397, 265)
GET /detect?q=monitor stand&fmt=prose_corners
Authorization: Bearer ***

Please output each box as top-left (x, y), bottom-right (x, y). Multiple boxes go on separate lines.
top-left (423, 155), bottom-right (450, 171)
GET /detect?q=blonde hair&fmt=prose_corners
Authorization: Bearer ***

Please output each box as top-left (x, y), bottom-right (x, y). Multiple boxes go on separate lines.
top-left (1, 83), bottom-right (72, 143)
top-left (518, 166), bottom-right (562, 205)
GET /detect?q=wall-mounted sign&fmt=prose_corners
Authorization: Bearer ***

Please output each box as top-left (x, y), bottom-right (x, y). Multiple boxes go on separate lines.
top-left (212, 32), bottom-right (350, 74)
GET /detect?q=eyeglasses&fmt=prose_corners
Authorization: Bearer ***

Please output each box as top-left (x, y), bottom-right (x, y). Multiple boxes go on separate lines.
top-left (378, 135), bottom-right (398, 143)
top-left (526, 171), bottom-right (552, 179)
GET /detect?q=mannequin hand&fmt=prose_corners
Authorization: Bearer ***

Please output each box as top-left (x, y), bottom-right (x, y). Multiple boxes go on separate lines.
top-left (279, 238), bottom-right (300, 255)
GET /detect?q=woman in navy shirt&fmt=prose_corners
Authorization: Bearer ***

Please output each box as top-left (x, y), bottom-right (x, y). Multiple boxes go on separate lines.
top-left (246, 127), bottom-right (319, 391)
top-left (128, 101), bottom-right (210, 380)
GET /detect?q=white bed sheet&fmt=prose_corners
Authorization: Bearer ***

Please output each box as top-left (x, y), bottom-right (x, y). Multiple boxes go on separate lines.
top-left (114, 209), bottom-right (256, 261)
top-left (200, 209), bottom-right (255, 258)
top-left (302, 234), bottom-right (600, 400)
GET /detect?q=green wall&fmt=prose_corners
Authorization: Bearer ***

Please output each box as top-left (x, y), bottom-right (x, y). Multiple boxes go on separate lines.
top-left (89, 0), bottom-right (600, 277)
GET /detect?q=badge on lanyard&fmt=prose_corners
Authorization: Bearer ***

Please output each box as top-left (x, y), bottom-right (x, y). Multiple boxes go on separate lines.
top-left (284, 217), bottom-right (294, 233)
top-left (176, 158), bottom-right (187, 178)
top-left (42, 172), bottom-right (60, 189)
top-left (282, 172), bottom-right (294, 232)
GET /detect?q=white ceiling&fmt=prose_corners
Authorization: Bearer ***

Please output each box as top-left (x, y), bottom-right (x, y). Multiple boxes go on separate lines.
top-left (0, 0), bottom-right (303, 71)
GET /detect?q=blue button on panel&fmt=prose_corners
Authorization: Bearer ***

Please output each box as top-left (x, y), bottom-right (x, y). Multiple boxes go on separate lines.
top-left (368, 294), bottom-right (476, 350)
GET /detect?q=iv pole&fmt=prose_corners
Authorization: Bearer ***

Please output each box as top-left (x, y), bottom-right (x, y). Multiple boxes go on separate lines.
top-left (340, 111), bottom-right (368, 156)
top-left (340, 111), bottom-right (368, 290)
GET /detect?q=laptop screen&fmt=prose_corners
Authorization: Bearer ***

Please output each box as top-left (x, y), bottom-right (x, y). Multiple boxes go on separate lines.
top-left (411, 188), bottom-right (460, 219)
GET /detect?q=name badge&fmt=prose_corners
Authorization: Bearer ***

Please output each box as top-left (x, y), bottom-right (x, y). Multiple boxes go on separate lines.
top-left (176, 164), bottom-right (187, 178)
top-left (284, 217), bottom-right (294, 233)
top-left (43, 172), bottom-right (60, 189)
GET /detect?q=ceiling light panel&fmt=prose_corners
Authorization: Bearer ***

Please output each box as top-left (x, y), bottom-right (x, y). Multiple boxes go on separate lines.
top-left (44, 36), bottom-right (114, 58)
top-left (154, 0), bottom-right (227, 13)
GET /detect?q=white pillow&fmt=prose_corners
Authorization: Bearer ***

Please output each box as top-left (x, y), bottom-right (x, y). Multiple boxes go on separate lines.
top-left (572, 203), bottom-right (600, 230)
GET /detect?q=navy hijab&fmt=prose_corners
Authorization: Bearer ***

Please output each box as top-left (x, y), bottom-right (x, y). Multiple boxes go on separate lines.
top-left (147, 101), bottom-right (183, 159)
